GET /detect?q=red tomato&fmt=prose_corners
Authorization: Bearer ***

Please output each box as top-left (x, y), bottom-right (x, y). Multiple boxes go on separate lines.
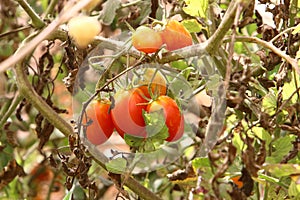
top-left (111, 88), bottom-right (148, 138)
top-left (147, 96), bottom-right (184, 141)
top-left (132, 26), bottom-right (163, 54)
top-left (161, 20), bottom-right (193, 51)
top-left (85, 100), bottom-right (114, 145)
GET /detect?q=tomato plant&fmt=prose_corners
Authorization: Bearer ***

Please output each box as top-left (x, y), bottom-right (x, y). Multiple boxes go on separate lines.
top-left (161, 19), bottom-right (193, 51)
top-left (132, 26), bottom-right (163, 54)
top-left (111, 88), bottom-right (148, 138)
top-left (85, 100), bottom-right (114, 145)
top-left (136, 68), bottom-right (167, 98)
top-left (147, 95), bottom-right (184, 142)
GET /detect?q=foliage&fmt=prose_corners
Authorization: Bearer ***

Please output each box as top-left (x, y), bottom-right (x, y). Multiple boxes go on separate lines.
top-left (0, 0), bottom-right (299, 199)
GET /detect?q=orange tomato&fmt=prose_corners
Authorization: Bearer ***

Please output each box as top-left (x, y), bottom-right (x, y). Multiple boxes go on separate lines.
top-left (161, 20), bottom-right (193, 51)
top-left (85, 100), bottom-right (114, 145)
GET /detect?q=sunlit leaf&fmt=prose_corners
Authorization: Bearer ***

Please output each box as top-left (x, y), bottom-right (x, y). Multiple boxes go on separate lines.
top-left (183, 0), bottom-right (208, 18)
top-left (282, 71), bottom-right (300, 104)
top-left (266, 135), bottom-right (297, 164)
top-left (263, 164), bottom-right (300, 177)
top-left (192, 157), bottom-right (210, 169)
top-left (232, 132), bottom-right (247, 154)
top-left (288, 181), bottom-right (300, 198)
top-left (251, 127), bottom-right (272, 151)
top-left (262, 88), bottom-right (277, 115)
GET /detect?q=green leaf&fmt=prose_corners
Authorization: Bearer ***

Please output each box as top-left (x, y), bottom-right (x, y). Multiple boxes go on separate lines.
top-left (263, 164), bottom-right (300, 177)
top-left (183, 0), bottom-right (208, 18)
top-left (251, 127), bottom-right (272, 151)
top-left (100, 0), bottom-right (121, 25)
top-left (192, 157), bottom-right (210, 169)
top-left (266, 135), bottom-right (296, 164)
top-left (181, 19), bottom-right (202, 33)
top-left (72, 185), bottom-right (87, 200)
top-left (105, 157), bottom-right (127, 174)
top-left (282, 71), bottom-right (300, 104)
top-left (124, 134), bottom-right (145, 148)
top-left (144, 110), bottom-right (168, 140)
top-left (170, 60), bottom-right (189, 70)
top-left (0, 144), bottom-right (13, 171)
top-left (262, 88), bottom-right (277, 115)
top-left (288, 180), bottom-right (300, 198)
top-left (232, 132), bottom-right (247, 154)
top-left (63, 185), bottom-right (74, 200)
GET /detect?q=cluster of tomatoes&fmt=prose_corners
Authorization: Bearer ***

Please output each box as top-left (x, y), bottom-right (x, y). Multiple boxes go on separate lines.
top-left (85, 69), bottom-right (184, 146)
top-left (132, 19), bottom-right (193, 53)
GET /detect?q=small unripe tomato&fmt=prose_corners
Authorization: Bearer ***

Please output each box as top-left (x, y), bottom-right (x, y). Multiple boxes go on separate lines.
top-left (68, 15), bottom-right (101, 49)
top-left (132, 26), bottom-right (163, 54)
top-left (161, 20), bottom-right (193, 51)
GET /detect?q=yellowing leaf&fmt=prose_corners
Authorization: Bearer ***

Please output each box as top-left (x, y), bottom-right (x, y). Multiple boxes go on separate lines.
top-left (282, 71), bottom-right (300, 104)
top-left (183, 0), bottom-right (208, 18)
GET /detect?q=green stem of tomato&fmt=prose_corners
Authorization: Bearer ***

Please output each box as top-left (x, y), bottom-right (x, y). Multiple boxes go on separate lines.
top-left (15, 0), bottom-right (45, 29)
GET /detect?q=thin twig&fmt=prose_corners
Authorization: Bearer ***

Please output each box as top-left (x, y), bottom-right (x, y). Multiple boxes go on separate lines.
top-left (223, 36), bottom-right (300, 75)
top-left (0, 26), bottom-right (31, 39)
top-left (0, 94), bottom-right (23, 129)
top-left (15, 0), bottom-right (45, 28)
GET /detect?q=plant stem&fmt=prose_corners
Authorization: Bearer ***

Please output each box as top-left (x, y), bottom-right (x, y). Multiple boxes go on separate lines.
top-left (15, 0), bottom-right (45, 29)
top-left (44, 0), bottom-right (58, 17)
top-left (224, 36), bottom-right (300, 75)
top-left (121, 174), bottom-right (163, 200)
top-left (14, 63), bottom-right (73, 137)
top-left (0, 94), bottom-right (23, 129)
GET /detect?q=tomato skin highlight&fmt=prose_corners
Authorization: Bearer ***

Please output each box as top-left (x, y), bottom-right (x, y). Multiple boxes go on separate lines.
top-left (85, 100), bottom-right (114, 145)
top-left (111, 88), bottom-right (148, 138)
top-left (132, 26), bottom-right (163, 54)
top-left (147, 96), bottom-right (184, 141)
top-left (161, 20), bottom-right (193, 51)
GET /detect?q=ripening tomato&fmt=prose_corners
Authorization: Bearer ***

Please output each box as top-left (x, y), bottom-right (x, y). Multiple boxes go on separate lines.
top-left (147, 96), bottom-right (184, 141)
top-left (111, 88), bottom-right (148, 138)
top-left (136, 68), bottom-right (167, 98)
top-left (68, 15), bottom-right (101, 49)
top-left (132, 26), bottom-right (163, 54)
top-left (85, 100), bottom-right (114, 145)
top-left (161, 20), bottom-right (193, 51)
